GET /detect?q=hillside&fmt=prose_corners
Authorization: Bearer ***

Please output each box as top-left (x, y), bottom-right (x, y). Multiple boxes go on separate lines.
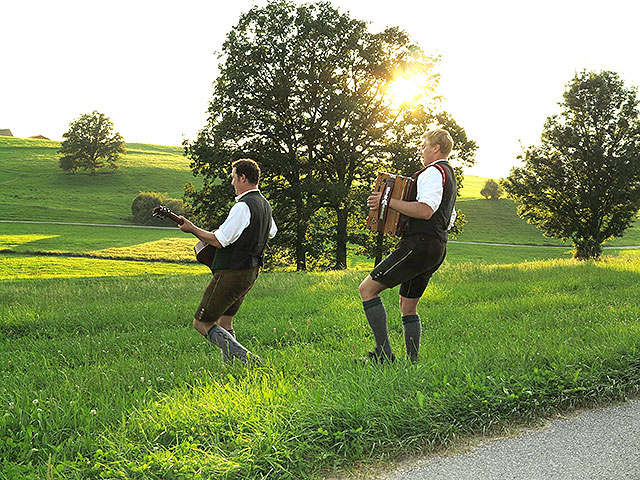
top-left (1, 136), bottom-right (638, 247)
top-left (0, 137), bottom-right (198, 223)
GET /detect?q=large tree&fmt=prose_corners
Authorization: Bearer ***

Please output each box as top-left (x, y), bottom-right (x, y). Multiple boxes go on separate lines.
top-left (58, 111), bottom-right (125, 174)
top-left (503, 70), bottom-right (640, 260)
top-left (185, 0), bottom-right (475, 270)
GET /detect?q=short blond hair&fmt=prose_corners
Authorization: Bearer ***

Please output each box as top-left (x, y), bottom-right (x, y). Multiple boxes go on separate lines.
top-left (421, 128), bottom-right (454, 157)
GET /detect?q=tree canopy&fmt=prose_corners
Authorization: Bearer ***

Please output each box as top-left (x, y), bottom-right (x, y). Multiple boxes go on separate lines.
top-left (59, 111), bottom-right (125, 174)
top-left (184, 0), bottom-right (476, 270)
top-left (502, 70), bottom-right (640, 260)
top-left (480, 179), bottom-right (503, 200)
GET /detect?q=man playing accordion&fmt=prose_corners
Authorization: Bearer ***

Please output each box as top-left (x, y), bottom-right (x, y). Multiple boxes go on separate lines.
top-left (359, 128), bottom-right (457, 363)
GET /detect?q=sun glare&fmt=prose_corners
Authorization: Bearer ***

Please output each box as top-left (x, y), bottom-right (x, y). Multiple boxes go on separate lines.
top-left (386, 72), bottom-right (430, 109)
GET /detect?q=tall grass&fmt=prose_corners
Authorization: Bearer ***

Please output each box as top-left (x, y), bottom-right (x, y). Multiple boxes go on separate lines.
top-left (2, 254), bottom-right (639, 478)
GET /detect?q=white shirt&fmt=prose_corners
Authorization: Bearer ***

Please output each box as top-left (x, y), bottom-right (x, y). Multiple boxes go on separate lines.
top-left (415, 160), bottom-right (456, 230)
top-left (213, 189), bottom-right (278, 248)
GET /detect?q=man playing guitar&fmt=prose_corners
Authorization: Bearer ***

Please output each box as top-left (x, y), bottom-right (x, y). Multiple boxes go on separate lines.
top-left (177, 159), bottom-right (277, 365)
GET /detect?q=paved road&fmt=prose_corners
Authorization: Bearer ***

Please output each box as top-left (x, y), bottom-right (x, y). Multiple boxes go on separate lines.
top-left (380, 398), bottom-right (640, 480)
top-left (5, 220), bottom-right (640, 249)
top-left (449, 240), bottom-right (640, 250)
top-left (0, 219), bottom-right (175, 229)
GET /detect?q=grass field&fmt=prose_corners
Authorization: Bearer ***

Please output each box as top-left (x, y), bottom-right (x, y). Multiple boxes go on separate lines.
top-left (2, 137), bottom-right (640, 479)
top-left (0, 137), bottom-right (199, 223)
top-left (1, 254), bottom-right (639, 478)
top-left (455, 198), bottom-right (640, 247)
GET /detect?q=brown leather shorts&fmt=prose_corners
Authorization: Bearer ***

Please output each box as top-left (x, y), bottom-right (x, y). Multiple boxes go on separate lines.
top-left (194, 268), bottom-right (259, 323)
top-left (370, 234), bottom-right (446, 299)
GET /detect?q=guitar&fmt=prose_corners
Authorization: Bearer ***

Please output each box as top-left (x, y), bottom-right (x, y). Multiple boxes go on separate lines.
top-left (152, 205), bottom-right (216, 270)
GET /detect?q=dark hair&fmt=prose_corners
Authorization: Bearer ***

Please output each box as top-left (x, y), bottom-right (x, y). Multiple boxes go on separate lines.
top-left (232, 158), bottom-right (260, 185)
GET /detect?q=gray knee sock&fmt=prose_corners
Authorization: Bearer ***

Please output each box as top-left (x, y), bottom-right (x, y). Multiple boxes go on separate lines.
top-left (402, 314), bottom-right (421, 363)
top-left (363, 297), bottom-right (392, 357)
top-left (206, 325), bottom-right (248, 362)
top-left (220, 328), bottom-right (235, 362)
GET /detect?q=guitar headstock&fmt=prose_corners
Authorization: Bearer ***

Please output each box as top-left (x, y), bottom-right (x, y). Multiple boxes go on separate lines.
top-left (151, 205), bottom-right (184, 225)
top-left (152, 205), bottom-right (174, 218)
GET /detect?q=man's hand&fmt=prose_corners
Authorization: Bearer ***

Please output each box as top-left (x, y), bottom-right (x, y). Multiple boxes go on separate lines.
top-left (178, 216), bottom-right (195, 233)
top-left (177, 217), bottom-right (223, 248)
top-left (368, 193), bottom-right (434, 220)
top-left (367, 192), bottom-right (382, 210)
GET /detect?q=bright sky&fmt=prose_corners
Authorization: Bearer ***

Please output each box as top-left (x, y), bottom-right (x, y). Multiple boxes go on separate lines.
top-left (2, 0), bottom-right (640, 178)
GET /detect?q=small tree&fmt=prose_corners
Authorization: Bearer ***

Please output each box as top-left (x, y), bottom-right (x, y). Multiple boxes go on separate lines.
top-left (480, 179), bottom-right (503, 200)
top-left (59, 111), bottom-right (125, 174)
top-left (503, 70), bottom-right (640, 260)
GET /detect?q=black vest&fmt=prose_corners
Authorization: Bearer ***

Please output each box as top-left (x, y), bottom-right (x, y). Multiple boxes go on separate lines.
top-left (402, 161), bottom-right (457, 242)
top-left (212, 191), bottom-right (273, 270)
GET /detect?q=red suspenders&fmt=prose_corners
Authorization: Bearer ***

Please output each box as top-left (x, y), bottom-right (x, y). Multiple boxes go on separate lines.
top-left (413, 162), bottom-right (448, 189)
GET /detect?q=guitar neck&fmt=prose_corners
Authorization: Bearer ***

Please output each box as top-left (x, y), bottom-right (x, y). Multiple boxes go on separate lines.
top-left (165, 212), bottom-right (184, 225)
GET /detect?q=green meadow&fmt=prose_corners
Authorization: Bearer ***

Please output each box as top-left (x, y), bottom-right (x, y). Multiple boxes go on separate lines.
top-left (2, 255), bottom-right (639, 479)
top-left (1, 137), bottom-right (639, 479)
top-left (0, 137), bottom-right (196, 223)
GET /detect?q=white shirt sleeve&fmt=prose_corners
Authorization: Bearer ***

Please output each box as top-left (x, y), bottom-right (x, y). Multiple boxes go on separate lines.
top-left (213, 202), bottom-right (251, 248)
top-left (415, 166), bottom-right (445, 212)
top-left (213, 202), bottom-right (278, 247)
top-left (416, 163), bottom-right (457, 231)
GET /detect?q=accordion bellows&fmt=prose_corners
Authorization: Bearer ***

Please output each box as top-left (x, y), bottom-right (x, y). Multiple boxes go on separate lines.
top-left (366, 172), bottom-right (415, 236)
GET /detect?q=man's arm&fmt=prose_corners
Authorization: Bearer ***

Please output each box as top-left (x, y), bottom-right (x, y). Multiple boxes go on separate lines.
top-left (389, 197), bottom-right (434, 220)
top-left (269, 218), bottom-right (277, 239)
top-left (367, 192), bottom-right (434, 220)
top-left (178, 218), bottom-right (224, 248)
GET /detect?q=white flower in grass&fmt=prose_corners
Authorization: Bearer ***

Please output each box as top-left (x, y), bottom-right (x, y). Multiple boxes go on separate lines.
top-left (32, 399), bottom-right (39, 405)
top-left (90, 409), bottom-right (97, 415)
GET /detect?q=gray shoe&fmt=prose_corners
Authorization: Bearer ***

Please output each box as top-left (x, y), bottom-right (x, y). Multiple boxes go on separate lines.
top-left (355, 350), bottom-right (396, 365)
top-left (223, 350), bottom-right (262, 367)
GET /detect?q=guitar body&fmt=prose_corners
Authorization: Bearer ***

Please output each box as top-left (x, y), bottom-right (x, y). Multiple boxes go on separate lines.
top-left (194, 240), bottom-right (216, 269)
top-left (152, 206), bottom-right (216, 271)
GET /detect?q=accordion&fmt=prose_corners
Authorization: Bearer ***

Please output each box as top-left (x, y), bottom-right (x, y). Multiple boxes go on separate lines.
top-left (366, 172), bottom-right (415, 236)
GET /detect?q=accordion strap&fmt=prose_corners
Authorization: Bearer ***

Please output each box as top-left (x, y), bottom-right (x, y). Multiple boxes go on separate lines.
top-left (431, 162), bottom-right (447, 188)
top-left (413, 162), bottom-right (447, 188)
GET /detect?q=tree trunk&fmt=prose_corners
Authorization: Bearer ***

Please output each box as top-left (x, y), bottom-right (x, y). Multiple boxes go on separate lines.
top-left (295, 196), bottom-right (307, 271)
top-left (335, 206), bottom-right (348, 269)
top-left (573, 237), bottom-right (602, 260)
